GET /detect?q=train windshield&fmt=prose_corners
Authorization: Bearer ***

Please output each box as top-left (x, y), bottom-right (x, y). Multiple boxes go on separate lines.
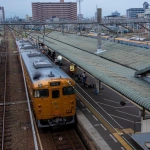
top-left (34, 89), bottom-right (49, 98)
top-left (63, 86), bottom-right (75, 95)
top-left (52, 90), bottom-right (60, 98)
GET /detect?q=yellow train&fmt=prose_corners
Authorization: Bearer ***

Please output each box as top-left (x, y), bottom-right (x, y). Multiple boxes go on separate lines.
top-left (114, 37), bottom-right (150, 48)
top-left (16, 39), bottom-right (76, 127)
top-left (87, 33), bottom-right (150, 48)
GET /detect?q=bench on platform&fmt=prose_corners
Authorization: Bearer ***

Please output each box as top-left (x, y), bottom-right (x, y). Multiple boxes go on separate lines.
top-left (84, 80), bottom-right (96, 88)
top-left (77, 74), bottom-right (82, 82)
top-left (71, 72), bottom-right (79, 77)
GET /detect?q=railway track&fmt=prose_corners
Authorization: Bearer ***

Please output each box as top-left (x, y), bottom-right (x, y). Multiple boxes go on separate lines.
top-left (0, 27), bottom-right (36, 149)
top-left (12, 29), bottom-right (87, 150)
top-left (0, 28), bottom-right (12, 150)
top-left (49, 127), bottom-right (86, 150)
top-left (38, 126), bottom-right (87, 150)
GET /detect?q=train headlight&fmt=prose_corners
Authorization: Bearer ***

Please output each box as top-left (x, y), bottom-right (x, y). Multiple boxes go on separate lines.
top-left (66, 110), bottom-right (72, 113)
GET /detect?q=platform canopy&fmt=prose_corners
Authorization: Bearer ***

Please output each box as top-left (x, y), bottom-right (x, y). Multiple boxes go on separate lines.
top-left (31, 32), bottom-right (150, 111)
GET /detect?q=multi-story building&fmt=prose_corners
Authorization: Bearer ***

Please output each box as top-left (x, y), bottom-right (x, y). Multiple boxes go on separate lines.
top-left (32, 0), bottom-right (77, 21)
top-left (143, 2), bottom-right (149, 11)
top-left (111, 11), bottom-right (120, 16)
top-left (145, 8), bottom-right (150, 18)
top-left (126, 2), bottom-right (149, 18)
top-left (126, 8), bottom-right (144, 18)
top-left (0, 7), bottom-right (5, 22)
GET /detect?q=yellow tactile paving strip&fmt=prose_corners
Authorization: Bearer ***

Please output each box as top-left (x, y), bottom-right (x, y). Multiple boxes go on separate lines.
top-left (123, 128), bottom-right (134, 134)
top-left (113, 133), bottom-right (133, 150)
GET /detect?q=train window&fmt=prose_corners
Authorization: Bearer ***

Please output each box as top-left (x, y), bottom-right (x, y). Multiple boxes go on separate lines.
top-left (34, 89), bottom-right (49, 98)
top-left (63, 86), bottom-right (75, 95)
top-left (52, 90), bottom-right (60, 98)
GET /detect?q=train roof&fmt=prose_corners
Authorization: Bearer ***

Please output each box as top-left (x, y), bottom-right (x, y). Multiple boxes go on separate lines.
top-left (16, 39), bottom-right (34, 50)
top-left (16, 40), bottom-right (69, 84)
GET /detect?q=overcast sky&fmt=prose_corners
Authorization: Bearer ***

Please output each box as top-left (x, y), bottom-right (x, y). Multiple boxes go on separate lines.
top-left (0, 0), bottom-right (148, 18)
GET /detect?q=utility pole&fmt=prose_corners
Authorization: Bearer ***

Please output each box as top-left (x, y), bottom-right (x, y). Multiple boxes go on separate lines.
top-left (97, 8), bottom-right (102, 51)
top-left (94, 8), bottom-right (102, 94)
top-left (38, 36), bottom-right (39, 49)
top-left (61, 24), bottom-right (64, 35)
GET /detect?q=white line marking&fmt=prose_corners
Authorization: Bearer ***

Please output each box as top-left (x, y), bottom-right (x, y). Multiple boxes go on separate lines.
top-left (104, 99), bottom-right (130, 104)
top-left (110, 114), bottom-right (141, 123)
top-left (80, 102), bottom-right (85, 106)
top-left (103, 83), bottom-right (149, 113)
top-left (121, 147), bottom-right (125, 150)
top-left (97, 102), bottom-right (116, 108)
top-left (76, 97), bottom-right (79, 100)
top-left (92, 115), bottom-right (98, 121)
top-left (75, 83), bottom-right (123, 128)
top-left (94, 124), bottom-right (100, 127)
top-left (74, 81), bottom-right (143, 149)
top-left (100, 124), bottom-right (107, 130)
top-left (109, 134), bottom-right (117, 142)
top-left (117, 110), bottom-right (140, 117)
top-left (103, 99), bottom-right (121, 104)
top-left (86, 108), bottom-right (91, 113)
top-left (97, 102), bottom-right (135, 108)
top-left (117, 106), bottom-right (135, 108)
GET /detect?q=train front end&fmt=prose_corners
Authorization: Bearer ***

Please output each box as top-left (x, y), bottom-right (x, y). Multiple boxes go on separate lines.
top-left (32, 78), bottom-right (76, 127)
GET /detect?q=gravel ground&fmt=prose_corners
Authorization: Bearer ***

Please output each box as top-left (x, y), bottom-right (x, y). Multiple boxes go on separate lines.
top-left (5, 29), bottom-right (35, 150)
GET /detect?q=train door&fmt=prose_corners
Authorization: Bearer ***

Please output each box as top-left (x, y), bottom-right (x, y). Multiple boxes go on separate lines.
top-left (51, 89), bottom-right (62, 116)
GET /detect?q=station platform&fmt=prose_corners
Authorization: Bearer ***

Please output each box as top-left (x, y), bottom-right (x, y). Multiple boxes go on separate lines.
top-left (76, 109), bottom-right (112, 150)
top-left (60, 57), bottom-right (144, 150)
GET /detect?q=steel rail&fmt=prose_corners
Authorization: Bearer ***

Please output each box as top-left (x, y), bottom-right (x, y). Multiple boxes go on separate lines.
top-left (48, 127), bottom-right (77, 150)
top-left (11, 29), bottom-right (39, 150)
top-left (2, 27), bottom-right (7, 150)
top-left (32, 111), bottom-right (43, 150)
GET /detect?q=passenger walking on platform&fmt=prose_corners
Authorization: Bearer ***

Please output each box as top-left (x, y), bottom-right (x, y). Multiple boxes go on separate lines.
top-left (82, 72), bottom-right (87, 85)
top-left (52, 51), bottom-right (56, 61)
top-left (48, 50), bottom-right (51, 58)
top-left (54, 57), bottom-right (58, 65)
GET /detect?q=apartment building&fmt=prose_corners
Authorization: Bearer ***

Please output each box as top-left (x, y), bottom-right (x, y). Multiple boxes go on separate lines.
top-left (32, 0), bottom-right (77, 21)
top-left (0, 7), bottom-right (5, 22)
top-left (126, 2), bottom-right (149, 18)
top-left (126, 8), bottom-right (144, 18)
